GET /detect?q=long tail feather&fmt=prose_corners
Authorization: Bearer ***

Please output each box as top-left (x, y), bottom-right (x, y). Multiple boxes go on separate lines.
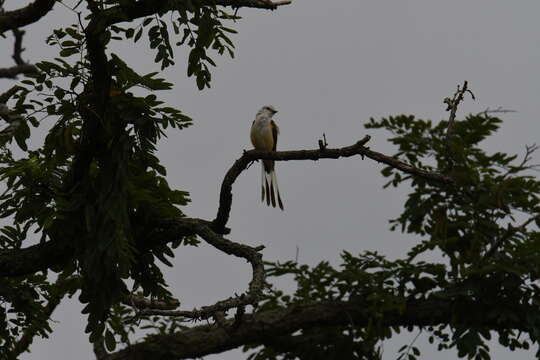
top-left (260, 164), bottom-right (284, 210)
top-left (271, 170), bottom-right (284, 210)
top-left (269, 174), bottom-right (276, 208)
top-left (265, 176), bottom-right (271, 206)
top-left (261, 164), bottom-right (265, 202)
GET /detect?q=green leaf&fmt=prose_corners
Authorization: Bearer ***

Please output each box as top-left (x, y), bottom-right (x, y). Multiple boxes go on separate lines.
top-left (134, 28), bottom-right (143, 42)
top-left (54, 88), bottom-right (65, 99)
top-left (104, 330), bottom-right (116, 351)
top-left (70, 76), bottom-right (81, 90)
top-left (125, 28), bottom-right (135, 39)
top-left (221, 27), bottom-right (237, 34)
top-left (61, 40), bottom-right (77, 47)
top-left (65, 27), bottom-right (84, 40)
top-left (59, 48), bottom-right (78, 57)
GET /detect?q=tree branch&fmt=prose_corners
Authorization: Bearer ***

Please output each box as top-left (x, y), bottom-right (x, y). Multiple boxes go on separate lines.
top-left (260, 330), bottom-right (379, 358)
top-left (103, 297), bottom-right (535, 360)
top-left (212, 0), bottom-right (292, 9)
top-left (0, 134), bottom-right (449, 279)
top-left (88, 0), bottom-right (290, 31)
top-left (444, 80), bottom-right (475, 142)
top-left (0, 64), bottom-right (37, 79)
top-left (0, 239), bottom-right (76, 277)
top-left (12, 28), bottom-right (27, 65)
top-left (482, 213), bottom-right (540, 261)
top-left (123, 294), bottom-right (180, 311)
top-left (0, 0), bottom-right (56, 33)
top-left (0, 217), bottom-right (263, 338)
top-left (138, 218), bottom-right (265, 320)
top-left (212, 135), bottom-right (453, 233)
top-left (10, 276), bottom-right (79, 357)
top-left (0, 212), bottom-right (198, 276)
top-left (0, 29), bottom-right (38, 79)
top-left (0, 85), bottom-right (24, 104)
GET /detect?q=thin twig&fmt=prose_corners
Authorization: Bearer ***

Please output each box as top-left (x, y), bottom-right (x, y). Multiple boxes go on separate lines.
top-left (444, 80), bottom-right (475, 143)
top-left (215, 0), bottom-right (291, 9)
top-left (122, 294), bottom-right (180, 310)
top-left (500, 143), bottom-right (540, 181)
top-left (479, 106), bottom-right (517, 116)
top-left (482, 213), bottom-right (540, 261)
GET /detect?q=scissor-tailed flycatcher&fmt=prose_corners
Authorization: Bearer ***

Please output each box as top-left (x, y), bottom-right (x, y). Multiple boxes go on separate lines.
top-left (250, 105), bottom-right (284, 210)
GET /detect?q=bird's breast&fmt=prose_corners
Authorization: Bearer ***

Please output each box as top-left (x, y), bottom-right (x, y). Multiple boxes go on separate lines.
top-left (250, 122), bottom-right (274, 151)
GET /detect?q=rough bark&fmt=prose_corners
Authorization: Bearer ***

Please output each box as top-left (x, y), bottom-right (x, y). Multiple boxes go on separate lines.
top-left (103, 298), bottom-right (532, 360)
top-left (0, 0), bottom-right (56, 33)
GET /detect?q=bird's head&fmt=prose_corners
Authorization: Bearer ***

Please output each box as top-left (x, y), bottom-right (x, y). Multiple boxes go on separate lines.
top-left (260, 105), bottom-right (278, 116)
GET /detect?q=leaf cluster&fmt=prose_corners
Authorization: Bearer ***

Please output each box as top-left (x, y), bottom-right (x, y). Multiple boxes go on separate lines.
top-left (0, 15), bottom-right (200, 345)
top-left (252, 113), bottom-right (540, 359)
top-left (112, 0), bottom-right (238, 89)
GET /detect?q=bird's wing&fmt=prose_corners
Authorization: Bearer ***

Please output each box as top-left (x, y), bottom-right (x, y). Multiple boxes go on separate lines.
top-left (271, 120), bottom-right (279, 151)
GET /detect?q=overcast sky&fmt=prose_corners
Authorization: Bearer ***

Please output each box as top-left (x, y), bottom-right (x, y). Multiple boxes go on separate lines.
top-left (1, 0), bottom-right (539, 359)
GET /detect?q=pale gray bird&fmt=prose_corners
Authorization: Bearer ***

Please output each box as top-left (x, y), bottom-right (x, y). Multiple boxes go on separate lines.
top-left (250, 105), bottom-right (284, 210)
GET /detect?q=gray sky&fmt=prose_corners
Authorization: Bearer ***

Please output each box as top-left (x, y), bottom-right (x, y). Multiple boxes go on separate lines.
top-left (1, 0), bottom-right (538, 359)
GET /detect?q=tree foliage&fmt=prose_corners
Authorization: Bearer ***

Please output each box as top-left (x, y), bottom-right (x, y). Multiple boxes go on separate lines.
top-left (0, 1), bottom-right (538, 359)
top-left (248, 113), bottom-right (540, 359)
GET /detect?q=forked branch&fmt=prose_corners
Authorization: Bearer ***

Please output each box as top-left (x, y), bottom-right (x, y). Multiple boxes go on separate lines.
top-left (444, 80), bottom-right (475, 141)
top-left (136, 218), bottom-right (265, 320)
top-left (0, 29), bottom-right (37, 79)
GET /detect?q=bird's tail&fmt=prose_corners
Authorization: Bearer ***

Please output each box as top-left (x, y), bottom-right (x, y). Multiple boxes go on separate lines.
top-left (261, 164), bottom-right (284, 210)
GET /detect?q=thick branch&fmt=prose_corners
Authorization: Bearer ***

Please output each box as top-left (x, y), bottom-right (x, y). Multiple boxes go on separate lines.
top-left (0, 214), bottom-right (200, 277)
top-left (0, 64), bottom-right (37, 79)
top-left (0, 0), bottom-right (56, 33)
top-left (91, 0), bottom-right (290, 31)
top-left (103, 297), bottom-right (534, 360)
top-left (0, 216), bottom-right (191, 276)
top-left (0, 239), bottom-right (76, 277)
top-left (67, 5), bottom-right (114, 189)
top-left (260, 330), bottom-right (379, 358)
top-left (212, 135), bottom-right (453, 232)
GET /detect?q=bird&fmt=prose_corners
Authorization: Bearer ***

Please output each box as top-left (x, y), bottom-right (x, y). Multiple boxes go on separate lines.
top-left (250, 105), bottom-right (284, 210)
